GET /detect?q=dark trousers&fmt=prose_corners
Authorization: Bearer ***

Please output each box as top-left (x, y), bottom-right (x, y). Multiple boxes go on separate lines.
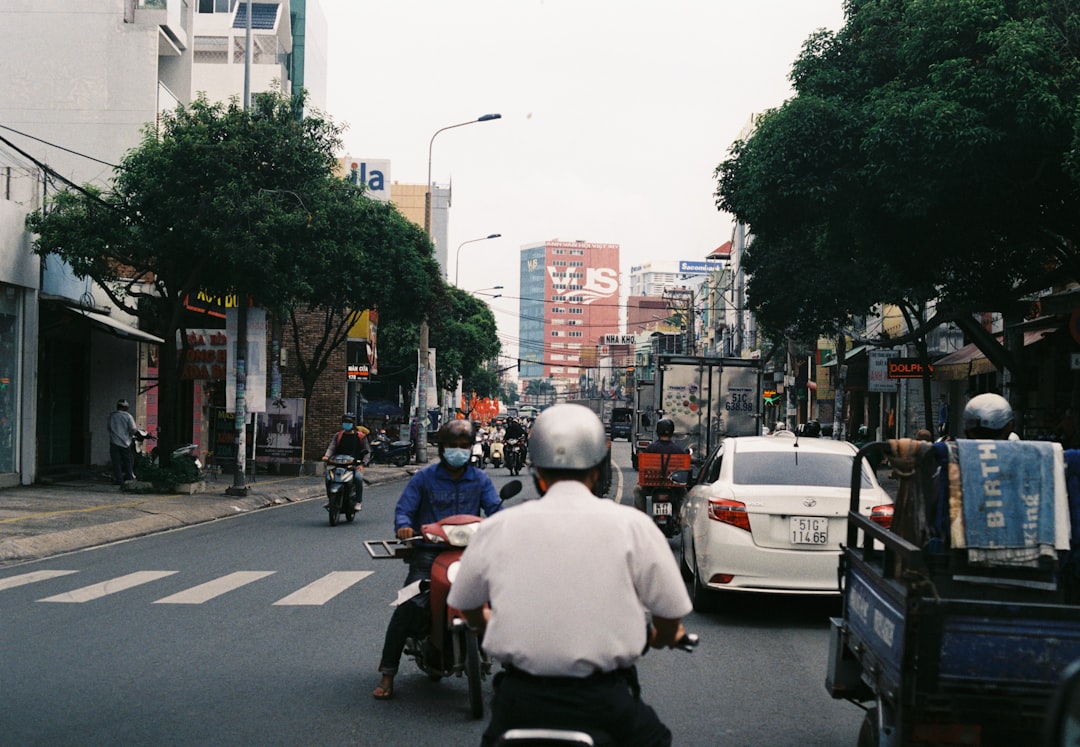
top-left (481, 666), bottom-right (672, 747)
top-left (378, 548), bottom-right (439, 675)
top-left (110, 444), bottom-right (134, 484)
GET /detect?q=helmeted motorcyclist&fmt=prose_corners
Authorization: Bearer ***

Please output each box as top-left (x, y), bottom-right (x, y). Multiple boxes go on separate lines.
top-left (633, 418), bottom-right (689, 515)
top-left (448, 404), bottom-right (692, 745)
top-left (503, 416), bottom-right (528, 469)
top-left (373, 419), bottom-right (502, 701)
top-left (322, 413), bottom-right (369, 512)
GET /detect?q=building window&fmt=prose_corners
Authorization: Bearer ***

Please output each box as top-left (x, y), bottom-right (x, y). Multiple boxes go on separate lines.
top-left (569, 331), bottom-right (583, 337)
top-left (550, 331), bottom-right (561, 337)
top-left (199, 0), bottom-right (236, 12)
top-left (569, 308), bottom-right (583, 314)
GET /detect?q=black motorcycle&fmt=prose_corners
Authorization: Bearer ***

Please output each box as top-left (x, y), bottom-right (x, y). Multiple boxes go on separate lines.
top-left (368, 432), bottom-right (413, 467)
top-left (504, 437), bottom-right (525, 476)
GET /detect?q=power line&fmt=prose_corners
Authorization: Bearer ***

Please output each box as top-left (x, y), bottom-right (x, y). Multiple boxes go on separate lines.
top-left (0, 123), bottom-right (119, 168)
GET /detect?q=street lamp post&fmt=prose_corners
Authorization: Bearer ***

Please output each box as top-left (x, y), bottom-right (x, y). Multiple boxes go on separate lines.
top-left (454, 234), bottom-right (501, 287)
top-left (416, 113), bottom-right (501, 463)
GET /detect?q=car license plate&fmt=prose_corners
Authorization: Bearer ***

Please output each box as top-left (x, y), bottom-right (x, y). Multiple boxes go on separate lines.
top-left (790, 516), bottom-right (828, 544)
top-left (653, 502), bottom-right (672, 516)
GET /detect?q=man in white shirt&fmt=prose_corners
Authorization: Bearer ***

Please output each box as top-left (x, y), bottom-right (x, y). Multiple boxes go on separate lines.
top-left (448, 403), bottom-right (692, 746)
top-left (107, 399), bottom-right (138, 485)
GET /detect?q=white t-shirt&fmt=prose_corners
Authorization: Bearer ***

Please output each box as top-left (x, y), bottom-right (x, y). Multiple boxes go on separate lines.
top-left (447, 479), bottom-right (692, 677)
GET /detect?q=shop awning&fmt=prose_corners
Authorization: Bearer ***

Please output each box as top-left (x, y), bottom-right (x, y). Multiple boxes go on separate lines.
top-left (933, 328), bottom-right (1056, 381)
top-left (820, 344), bottom-right (870, 367)
top-left (65, 305), bottom-right (164, 344)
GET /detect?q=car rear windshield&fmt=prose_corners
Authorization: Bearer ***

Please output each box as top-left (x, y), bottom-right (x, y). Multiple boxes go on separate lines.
top-left (733, 452), bottom-right (872, 488)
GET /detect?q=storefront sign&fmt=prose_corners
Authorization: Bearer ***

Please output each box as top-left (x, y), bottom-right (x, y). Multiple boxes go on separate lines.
top-left (887, 358), bottom-right (933, 378)
top-left (869, 350), bottom-right (899, 392)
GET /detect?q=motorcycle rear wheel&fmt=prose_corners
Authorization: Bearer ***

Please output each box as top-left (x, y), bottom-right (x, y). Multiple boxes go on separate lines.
top-left (465, 629), bottom-right (483, 719)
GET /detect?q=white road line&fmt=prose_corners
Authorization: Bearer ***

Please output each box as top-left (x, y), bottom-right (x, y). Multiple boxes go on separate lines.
top-left (273, 571), bottom-right (373, 606)
top-left (153, 571), bottom-right (276, 604)
top-left (38, 571), bottom-right (177, 603)
top-left (0, 570), bottom-right (78, 591)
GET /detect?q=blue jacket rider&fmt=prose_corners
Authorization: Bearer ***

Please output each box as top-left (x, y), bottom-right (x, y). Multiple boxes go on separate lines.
top-left (373, 419), bottom-right (501, 701)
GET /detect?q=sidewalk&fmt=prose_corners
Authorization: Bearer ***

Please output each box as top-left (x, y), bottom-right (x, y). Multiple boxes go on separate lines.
top-left (0, 460), bottom-right (431, 568)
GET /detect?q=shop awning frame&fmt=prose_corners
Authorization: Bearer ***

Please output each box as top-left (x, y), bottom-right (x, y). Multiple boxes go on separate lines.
top-left (933, 328), bottom-right (1056, 381)
top-left (65, 305), bottom-right (164, 344)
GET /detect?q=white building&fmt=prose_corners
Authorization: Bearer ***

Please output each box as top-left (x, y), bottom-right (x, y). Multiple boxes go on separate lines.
top-left (0, 0), bottom-right (325, 484)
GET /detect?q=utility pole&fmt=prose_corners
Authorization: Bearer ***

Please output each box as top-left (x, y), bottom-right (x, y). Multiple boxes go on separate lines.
top-left (227, 2), bottom-right (252, 496)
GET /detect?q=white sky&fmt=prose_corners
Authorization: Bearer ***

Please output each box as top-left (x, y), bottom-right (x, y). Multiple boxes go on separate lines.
top-left (318, 0), bottom-right (846, 363)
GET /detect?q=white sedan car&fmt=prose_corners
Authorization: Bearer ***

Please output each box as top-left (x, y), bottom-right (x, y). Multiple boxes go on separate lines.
top-left (679, 435), bottom-right (893, 610)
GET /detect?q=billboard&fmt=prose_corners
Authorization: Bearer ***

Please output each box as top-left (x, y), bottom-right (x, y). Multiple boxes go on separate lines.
top-left (343, 158), bottom-right (390, 202)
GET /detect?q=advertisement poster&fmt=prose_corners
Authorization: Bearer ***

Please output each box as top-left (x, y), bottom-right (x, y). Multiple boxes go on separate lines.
top-left (225, 307), bottom-right (267, 413)
top-left (254, 397), bottom-right (305, 464)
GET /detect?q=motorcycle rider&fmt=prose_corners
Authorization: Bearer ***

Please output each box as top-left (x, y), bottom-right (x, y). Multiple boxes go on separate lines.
top-left (633, 418), bottom-right (689, 514)
top-left (322, 413), bottom-right (369, 512)
top-left (373, 419), bottom-right (502, 701)
top-left (503, 416), bottom-right (528, 469)
top-left (448, 404), bottom-right (692, 746)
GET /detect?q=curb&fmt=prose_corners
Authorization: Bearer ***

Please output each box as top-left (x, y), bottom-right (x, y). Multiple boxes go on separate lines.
top-left (0, 466), bottom-right (423, 567)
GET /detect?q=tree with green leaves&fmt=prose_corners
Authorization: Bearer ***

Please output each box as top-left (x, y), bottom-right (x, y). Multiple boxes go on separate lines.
top-left (717, 0), bottom-right (1080, 404)
top-left (376, 285), bottom-right (501, 406)
top-left (26, 90), bottom-right (439, 458)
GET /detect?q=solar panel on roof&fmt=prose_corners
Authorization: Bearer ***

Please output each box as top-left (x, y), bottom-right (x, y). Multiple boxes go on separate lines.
top-left (233, 2), bottom-right (278, 30)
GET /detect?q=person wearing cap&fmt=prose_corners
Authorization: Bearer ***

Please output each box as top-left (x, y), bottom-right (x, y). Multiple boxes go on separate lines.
top-left (322, 413), bottom-right (369, 512)
top-left (448, 404), bottom-right (692, 746)
top-left (925, 393), bottom-right (1018, 550)
top-left (107, 399), bottom-right (139, 485)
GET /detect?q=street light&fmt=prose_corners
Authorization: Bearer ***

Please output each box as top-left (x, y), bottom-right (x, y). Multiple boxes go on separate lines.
top-left (416, 113), bottom-right (502, 463)
top-left (454, 234), bottom-right (502, 286)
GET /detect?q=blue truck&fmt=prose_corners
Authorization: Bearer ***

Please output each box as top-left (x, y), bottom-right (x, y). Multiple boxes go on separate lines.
top-left (826, 439), bottom-right (1080, 746)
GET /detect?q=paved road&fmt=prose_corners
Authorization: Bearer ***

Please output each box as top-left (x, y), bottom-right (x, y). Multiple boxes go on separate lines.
top-left (0, 445), bottom-right (865, 745)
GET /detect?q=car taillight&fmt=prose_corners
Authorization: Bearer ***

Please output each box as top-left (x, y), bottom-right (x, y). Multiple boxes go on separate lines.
top-left (870, 504), bottom-right (893, 530)
top-left (708, 498), bottom-right (750, 532)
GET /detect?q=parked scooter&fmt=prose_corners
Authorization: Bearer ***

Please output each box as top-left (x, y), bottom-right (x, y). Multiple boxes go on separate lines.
top-left (324, 454), bottom-right (360, 526)
top-left (489, 438), bottom-right (504, 469)
top-left (368, 430), bottom-right (413, 468)
top-left (504, 437), bottom-right (525, 476)
top-left (134, 431), bottom-right (203, 473)
top-left (636, 452), bottom-right (692, 537)
top-left (365, 480), bottom-right (523, 718)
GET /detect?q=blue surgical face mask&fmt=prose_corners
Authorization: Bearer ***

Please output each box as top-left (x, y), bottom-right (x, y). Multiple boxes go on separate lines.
top-left (443, 448), bottom-right (471, 468)
top-left (342, 423), bottom-right (354, 431)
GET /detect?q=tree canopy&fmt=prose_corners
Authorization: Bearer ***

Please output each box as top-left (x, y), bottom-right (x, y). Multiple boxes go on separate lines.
top-left (716, 0), bottom-right (1080, 343)
top-left (26, 90), bottom-right (440, 453)
top-left (376, 285), bottom-right (501, 403)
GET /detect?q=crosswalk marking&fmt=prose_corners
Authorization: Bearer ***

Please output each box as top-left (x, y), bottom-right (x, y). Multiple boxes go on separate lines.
top-left (153, 571), bottom-right (276, 604)
top-left (0, 570), bottom-right (78, 591)
top-left (38, 571), bottom-right (178, 603)
top-left (273, 571), bottom-right (373, 606)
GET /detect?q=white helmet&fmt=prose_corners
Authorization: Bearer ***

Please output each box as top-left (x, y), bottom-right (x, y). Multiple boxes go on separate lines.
top-left (963, 393), bottom-right (1014, 432)
top-left (528, 404), bottom-right (608, 470)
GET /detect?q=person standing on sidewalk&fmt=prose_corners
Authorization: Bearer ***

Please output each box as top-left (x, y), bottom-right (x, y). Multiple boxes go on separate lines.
top-left (107, 399), bottom-right (138, 485)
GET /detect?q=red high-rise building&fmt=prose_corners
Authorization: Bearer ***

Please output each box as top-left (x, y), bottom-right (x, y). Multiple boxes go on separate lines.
top-left (518, 240), bottom-right (621, 393)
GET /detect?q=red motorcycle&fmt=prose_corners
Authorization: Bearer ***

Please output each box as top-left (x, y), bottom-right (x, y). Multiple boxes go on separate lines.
top-left (365, 480), bottom-right (522, 718)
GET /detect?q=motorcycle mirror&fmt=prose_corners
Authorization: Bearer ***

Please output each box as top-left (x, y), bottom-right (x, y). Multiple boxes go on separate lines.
top-left (667, 470), bottom-right (689, 488)
top-left (499, 480), bottom-right (523, 501)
